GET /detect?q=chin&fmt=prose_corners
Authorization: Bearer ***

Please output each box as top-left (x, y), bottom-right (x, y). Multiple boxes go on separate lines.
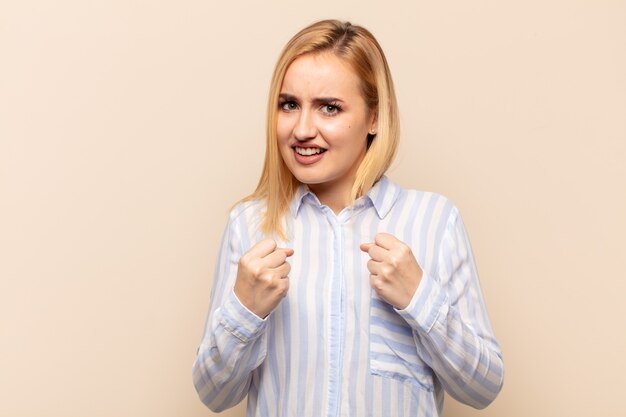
top-left (293, 173), bottom-right (322, 186)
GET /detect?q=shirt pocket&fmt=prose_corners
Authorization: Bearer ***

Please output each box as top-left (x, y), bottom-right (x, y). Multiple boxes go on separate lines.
top-left (369, 292), bottom-right (435, 392)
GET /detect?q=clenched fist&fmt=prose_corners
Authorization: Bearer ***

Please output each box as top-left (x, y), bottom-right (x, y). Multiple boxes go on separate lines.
top-left (234, 239), bottom-right (294, 319)
top-left (360, 232), bottom-right (423, 310)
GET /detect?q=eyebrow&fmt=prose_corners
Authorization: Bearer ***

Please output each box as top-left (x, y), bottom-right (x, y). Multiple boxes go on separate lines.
top-left (279, 93), bottom-right (344, 105)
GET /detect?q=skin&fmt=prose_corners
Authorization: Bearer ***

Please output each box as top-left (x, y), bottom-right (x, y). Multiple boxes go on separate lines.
top-left (234, 51), bottom-right (423, 317)
top-left (360, 233), bottom-right (423, 309)
top-left (234, 239), bottom-right (293, 319)
top-left (276, 51), bottom-right (376, 214)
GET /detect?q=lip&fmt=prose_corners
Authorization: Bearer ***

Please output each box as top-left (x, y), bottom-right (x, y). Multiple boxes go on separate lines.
top-left (291, 143), bottom-right (326, 149)
top-left (292, 146), bottom-right (326, 165)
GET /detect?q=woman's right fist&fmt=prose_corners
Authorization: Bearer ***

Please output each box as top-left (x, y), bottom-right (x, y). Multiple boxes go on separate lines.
top-left (233, 239), bottom-right (294, 319)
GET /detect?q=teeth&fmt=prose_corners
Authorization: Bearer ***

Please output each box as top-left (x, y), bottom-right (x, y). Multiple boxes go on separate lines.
top-left (295, 147), bottom-right (323, 156)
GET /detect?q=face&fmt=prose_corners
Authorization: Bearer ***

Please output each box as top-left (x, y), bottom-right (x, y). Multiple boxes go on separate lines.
top-left (277, 52), bottom-right (376, 199)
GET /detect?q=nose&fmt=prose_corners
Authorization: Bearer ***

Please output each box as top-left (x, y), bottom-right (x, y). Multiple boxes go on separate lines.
top-left (293, 109), bottom-right (317, 141)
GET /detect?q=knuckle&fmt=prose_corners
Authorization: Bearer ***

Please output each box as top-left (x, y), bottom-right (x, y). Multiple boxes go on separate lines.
top-left (267, 277), bottom-right (279, 289)
top-left (268, 240), bottom-right (278, 252)
top-left (279, 286), bottom-right (289, 297)
top-left (263, 238), bottom-right (276, 248)
top-left (389, 255), bottom-right (401, 268)
top-left (239, 253), bottom-right (250, 267)
top-left (381, 265), bottom-right (394, 277)
top-left (251, 264), bottom-right (264, 277)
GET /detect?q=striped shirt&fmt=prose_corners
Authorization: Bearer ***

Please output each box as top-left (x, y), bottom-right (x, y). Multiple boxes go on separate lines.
top-left (193, 176), bottom-right (504, 417)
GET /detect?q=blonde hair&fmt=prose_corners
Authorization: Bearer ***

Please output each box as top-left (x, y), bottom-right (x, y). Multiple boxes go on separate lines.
top-left (242, 19), bottom-right (400, 239)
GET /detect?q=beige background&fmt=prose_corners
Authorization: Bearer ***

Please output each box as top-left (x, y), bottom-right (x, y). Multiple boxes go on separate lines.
top-left (1, 0), bottom-right (625, 416)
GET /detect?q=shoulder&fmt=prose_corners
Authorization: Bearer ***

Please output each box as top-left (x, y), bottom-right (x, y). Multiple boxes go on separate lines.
top-left (228, 198), bottom-right (265, 222)
top-left (389, 180), bottom-right (460, 223)
top-left (381, 180), bottom-right (466, 244)
top-left (224, 198), bottom-right (266, 241)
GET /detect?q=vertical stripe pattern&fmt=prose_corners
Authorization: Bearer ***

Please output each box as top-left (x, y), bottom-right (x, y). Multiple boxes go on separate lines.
top-left (193, 176), bottom-right (504, 416)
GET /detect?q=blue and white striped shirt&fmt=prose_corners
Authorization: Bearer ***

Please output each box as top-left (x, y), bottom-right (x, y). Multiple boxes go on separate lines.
top-left (193, 176), bottom-right (504, 416)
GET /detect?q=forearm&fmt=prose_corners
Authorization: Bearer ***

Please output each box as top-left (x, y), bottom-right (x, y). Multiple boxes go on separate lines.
top-left (397, 276), bottom-right (504, 409)
top-left (193, 291), bottom-right (268, 412)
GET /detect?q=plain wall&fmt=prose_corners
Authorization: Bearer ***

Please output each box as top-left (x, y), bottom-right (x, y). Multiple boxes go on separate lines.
top-left (1, 1), bottom-right (625, 416)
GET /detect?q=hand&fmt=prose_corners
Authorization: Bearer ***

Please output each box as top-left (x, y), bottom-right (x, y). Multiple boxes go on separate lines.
top-left (360, 232), bottom-right (423, 310)
top-left (234, 239), bottom-right (294, 319)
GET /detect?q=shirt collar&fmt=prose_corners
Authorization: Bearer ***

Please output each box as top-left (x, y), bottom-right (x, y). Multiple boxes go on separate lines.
top-left (290, 175), bottom-right (401, 219)
top-left (290, 184), bottom-right (312, 217)
top-left (366, 175), bottom-right (402, 219)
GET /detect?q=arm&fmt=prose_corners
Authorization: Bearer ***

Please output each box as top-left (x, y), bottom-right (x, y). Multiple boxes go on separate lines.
top-left (192, 211), bottom-right (268, 412)
top-left (396, 208), bottom-right (504, 408)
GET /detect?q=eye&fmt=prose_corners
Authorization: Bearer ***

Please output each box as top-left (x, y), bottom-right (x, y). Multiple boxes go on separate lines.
top-left (321, 102), bottom-right (342, 116)
top-left (280, 101), bottom-right (298, 112)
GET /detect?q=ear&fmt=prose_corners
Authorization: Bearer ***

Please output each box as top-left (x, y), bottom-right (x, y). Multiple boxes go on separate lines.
top-left (368, 110), bottom-right (378, 135)
top-left (366, 110), bottom-right (378, 150)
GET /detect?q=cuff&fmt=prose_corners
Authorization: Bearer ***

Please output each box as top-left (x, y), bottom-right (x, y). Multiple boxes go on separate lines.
top-left (219, 289), bottom-right (268, 343)
top-left (396, 271), bottom-right (449, 333)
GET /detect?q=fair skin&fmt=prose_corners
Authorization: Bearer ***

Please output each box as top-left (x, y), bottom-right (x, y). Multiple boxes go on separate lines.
top-left (359, 233), bottom-right (423, 309)
top-left (234, 51), bottom-right (423, 318)
top-left (276, 52), bottom-right (375, 214)
top-left (233, 239), bottom-right (293, 319)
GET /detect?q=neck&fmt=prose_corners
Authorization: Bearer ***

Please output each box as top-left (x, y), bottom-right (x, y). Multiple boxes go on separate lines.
top-left (309, 178), bottom-right (354, 215)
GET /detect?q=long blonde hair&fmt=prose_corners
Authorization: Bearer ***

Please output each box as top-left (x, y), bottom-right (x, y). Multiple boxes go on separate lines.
top-left (242, 20), bottom-right (400, 239)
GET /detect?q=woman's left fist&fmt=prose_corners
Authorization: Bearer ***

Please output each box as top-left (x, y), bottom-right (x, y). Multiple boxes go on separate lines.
top-left (360, 232), bottom-right (423, 310)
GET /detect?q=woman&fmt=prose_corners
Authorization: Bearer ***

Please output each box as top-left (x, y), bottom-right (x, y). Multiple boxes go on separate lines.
top-left (193, 19), bottom-right (504, 417)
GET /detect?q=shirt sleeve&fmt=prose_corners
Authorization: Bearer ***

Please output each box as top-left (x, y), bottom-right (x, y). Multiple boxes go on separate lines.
top-left (395, 207), bottom-right (504, 409)
top-left (192, 210), bottom-right (268, 412)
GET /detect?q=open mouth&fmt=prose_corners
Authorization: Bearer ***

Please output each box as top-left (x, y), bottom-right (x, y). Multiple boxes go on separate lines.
top-left (292, 146), bottom-right (327, 165)
top-left (293, 146), bottom-right (327, 156)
